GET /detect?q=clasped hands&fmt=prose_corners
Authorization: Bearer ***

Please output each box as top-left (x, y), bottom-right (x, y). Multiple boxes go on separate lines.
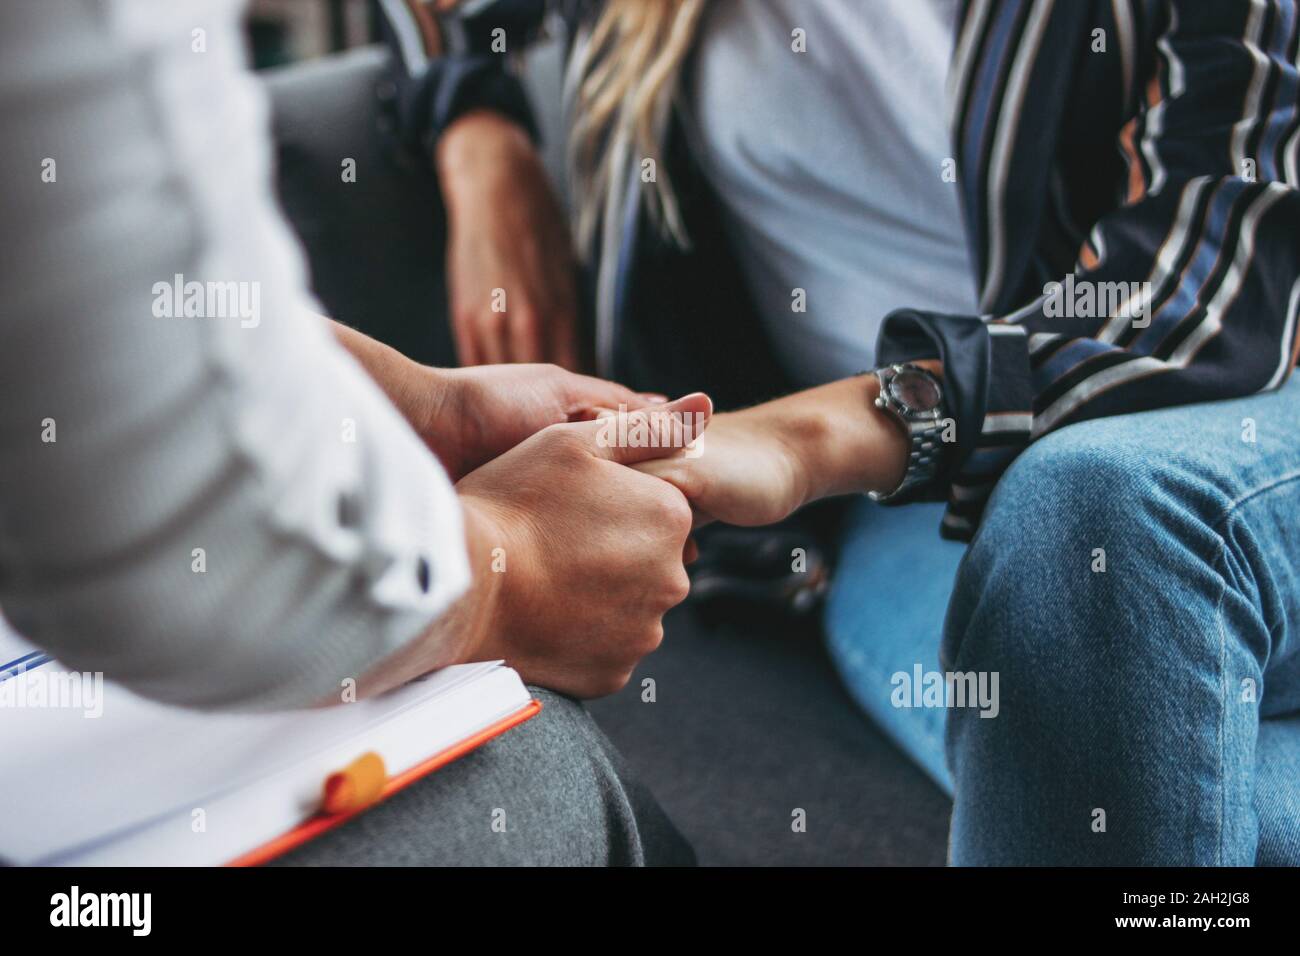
top-left (338, 330), bottom-right (819, 699)
top-left (429, 363), bottom-right (814, 699)
top-left (339, 324), bottom-right (911, 700)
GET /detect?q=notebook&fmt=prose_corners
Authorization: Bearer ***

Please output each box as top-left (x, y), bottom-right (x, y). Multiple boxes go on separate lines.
top-left (0, 618), bottom-right (538, 866)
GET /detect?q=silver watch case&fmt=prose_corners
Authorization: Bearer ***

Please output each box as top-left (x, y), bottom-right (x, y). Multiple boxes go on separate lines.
top-left (868, 363), bottom-right (946, 503)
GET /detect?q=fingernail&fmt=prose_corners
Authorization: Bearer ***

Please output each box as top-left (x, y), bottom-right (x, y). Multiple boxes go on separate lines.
top-left (640, 393), bottom-right (669, 404)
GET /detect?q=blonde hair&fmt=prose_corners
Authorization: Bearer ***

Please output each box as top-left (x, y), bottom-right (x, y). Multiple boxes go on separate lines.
top-left (568, 0), bottom-right (706, 256)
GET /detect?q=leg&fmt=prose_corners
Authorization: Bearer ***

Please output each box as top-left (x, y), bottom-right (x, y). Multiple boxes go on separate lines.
top-left (1257, 711), bottom-right (1300, 865)
top-left (824, 499), bottom-right (967, 795)
top-left (275, 689), bottom-right (696, 866)
top-left (945, 378), bottom-right (1300, 865)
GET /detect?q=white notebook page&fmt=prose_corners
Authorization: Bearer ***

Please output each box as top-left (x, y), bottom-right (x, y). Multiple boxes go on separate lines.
top-left (0, 617), bottom-right (530, 865)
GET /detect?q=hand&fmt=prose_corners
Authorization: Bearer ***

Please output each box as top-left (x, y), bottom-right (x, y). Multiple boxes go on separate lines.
top-left (432, 363), bottom-right (664, 480)
top-left (330, 322), bottom-right (662, 481)
top-left (438, 111), bottom-right (582, 369)
top-left (453, 394), bottom-right (714, 697)
top-left (633, 375), bottom-right (919, 527)
top-left (632, 405), bottom-right (812, 528)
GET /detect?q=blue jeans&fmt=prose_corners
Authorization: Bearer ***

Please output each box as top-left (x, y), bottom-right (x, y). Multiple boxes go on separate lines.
top-left (825, 376), bottom-right (1300, 865)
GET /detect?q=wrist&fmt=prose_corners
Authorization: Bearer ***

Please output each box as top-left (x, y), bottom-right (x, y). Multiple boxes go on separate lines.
top-left (370, 355), bottom-right (452, 461)
top-left (411, 364), bottom-right (460, 454)
top-left (448, 492), bottom-right (510, 662)
top-left (332, 320), bottom-right (448, 442)
top-left (804, 376), bottom-right (910, 501)
top-left (349, 490), bottom-right (508, 696)
top-left (779, 369), bottom-right (949, 504)
top-left (436, 110), bottom-right (535, 206)
top-left (870, 359), bottom-right (946, 502)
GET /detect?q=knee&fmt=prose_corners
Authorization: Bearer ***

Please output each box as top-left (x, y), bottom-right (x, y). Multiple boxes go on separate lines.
top-left (944, 418), bottom-right (1227, 680)
top-left (979, 417), bottom-right (1222, 567)
top-left (965, 415), bottom-right (1229, 593)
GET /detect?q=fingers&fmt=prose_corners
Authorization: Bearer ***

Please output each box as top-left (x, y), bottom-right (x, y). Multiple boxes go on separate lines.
top-left (448, 275), bottom-right (512, 364)
top-left (478, 312), bottom-right (510, 365)
top-left (549, 321), bottom-right (581, 371)
top-left (633, 453), bottom-right (720, 530)
top-left (508, 306), bottom-right (545, 365)
top-left (565, 373), bottom-right (655, 420)
top-left (451, 306), bottom-right (509, 365)
top-left (633, 454), bottom-right (703, 499)
top-left (459, 307), bottom-right (558, 366)
top-left (450, 309), bottom-right (482, 367)
top-left (546, 288), bottom-right (582, 370)
top-left (583, 392), bottom-right (713, 465)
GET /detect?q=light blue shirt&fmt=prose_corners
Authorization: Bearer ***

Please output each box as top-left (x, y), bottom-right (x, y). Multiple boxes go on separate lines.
top-left (684, 0), bottom-right (978, 386)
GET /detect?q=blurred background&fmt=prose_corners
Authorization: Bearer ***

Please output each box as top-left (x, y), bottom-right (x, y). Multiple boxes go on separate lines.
top-left (248, 0), bottom-right (380, 69)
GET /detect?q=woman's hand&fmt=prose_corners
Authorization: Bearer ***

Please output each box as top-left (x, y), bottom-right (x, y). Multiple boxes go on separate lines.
top-left (631, 406), bottom-right (811, 528)
top-left (632, 375), bottom-right (915, 527)
top-left (437, 110), bottom-right (582, 369)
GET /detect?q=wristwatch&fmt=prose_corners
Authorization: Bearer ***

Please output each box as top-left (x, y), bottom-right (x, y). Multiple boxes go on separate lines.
top-left (868, 363), bottom-right (948, 503)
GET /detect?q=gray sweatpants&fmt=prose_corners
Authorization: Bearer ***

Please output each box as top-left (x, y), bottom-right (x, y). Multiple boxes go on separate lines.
top-left (274, 689), bottom-right (696, 866)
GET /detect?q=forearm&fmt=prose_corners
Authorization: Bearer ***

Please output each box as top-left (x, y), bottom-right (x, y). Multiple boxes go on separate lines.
top-left (779, 360), bottom-right (945, 505)
top-left (331, 320), bottom-right (448, 440)
top-left (436, 110), bottom-right (536, 215)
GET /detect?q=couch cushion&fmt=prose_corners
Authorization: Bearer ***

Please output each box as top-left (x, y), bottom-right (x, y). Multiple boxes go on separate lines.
top-left (588, 604), bottom-right (952, 865)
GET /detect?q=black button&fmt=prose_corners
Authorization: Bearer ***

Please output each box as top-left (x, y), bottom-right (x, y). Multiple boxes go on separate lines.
top-left (416, 556), bottom-right (431, 593)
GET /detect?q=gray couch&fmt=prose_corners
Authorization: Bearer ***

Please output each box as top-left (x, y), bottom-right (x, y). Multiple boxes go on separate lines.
top-left (265, 47), bottom-right (952, 866)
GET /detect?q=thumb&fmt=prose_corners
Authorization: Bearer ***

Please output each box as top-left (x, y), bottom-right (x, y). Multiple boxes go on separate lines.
top-left (585, 392), bottom-right (712, 465)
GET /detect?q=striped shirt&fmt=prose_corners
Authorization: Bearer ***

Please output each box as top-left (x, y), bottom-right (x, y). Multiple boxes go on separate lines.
top-left (876, 0), bottom-right (1300, 538)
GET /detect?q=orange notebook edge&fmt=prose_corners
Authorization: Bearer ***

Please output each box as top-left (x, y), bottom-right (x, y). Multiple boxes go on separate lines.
top-left (226, 698), bottom-right (543, 867)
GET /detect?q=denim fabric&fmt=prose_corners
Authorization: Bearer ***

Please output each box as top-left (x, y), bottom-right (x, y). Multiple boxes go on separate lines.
top-left (826, 376), bottom-right (1300, 865)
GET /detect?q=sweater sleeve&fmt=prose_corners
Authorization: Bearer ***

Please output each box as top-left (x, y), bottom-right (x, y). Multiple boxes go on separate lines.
top-left (0, 0), bottom-right (470, 710)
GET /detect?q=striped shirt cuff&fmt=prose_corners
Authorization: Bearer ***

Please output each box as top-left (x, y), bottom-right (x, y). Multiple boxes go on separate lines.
top-left (877, 310), bottom-right (1034, 540)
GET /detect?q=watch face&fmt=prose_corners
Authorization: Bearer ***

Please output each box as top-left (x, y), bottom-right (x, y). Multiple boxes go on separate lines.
top-left (888, 368), bottom-right (942, 413)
